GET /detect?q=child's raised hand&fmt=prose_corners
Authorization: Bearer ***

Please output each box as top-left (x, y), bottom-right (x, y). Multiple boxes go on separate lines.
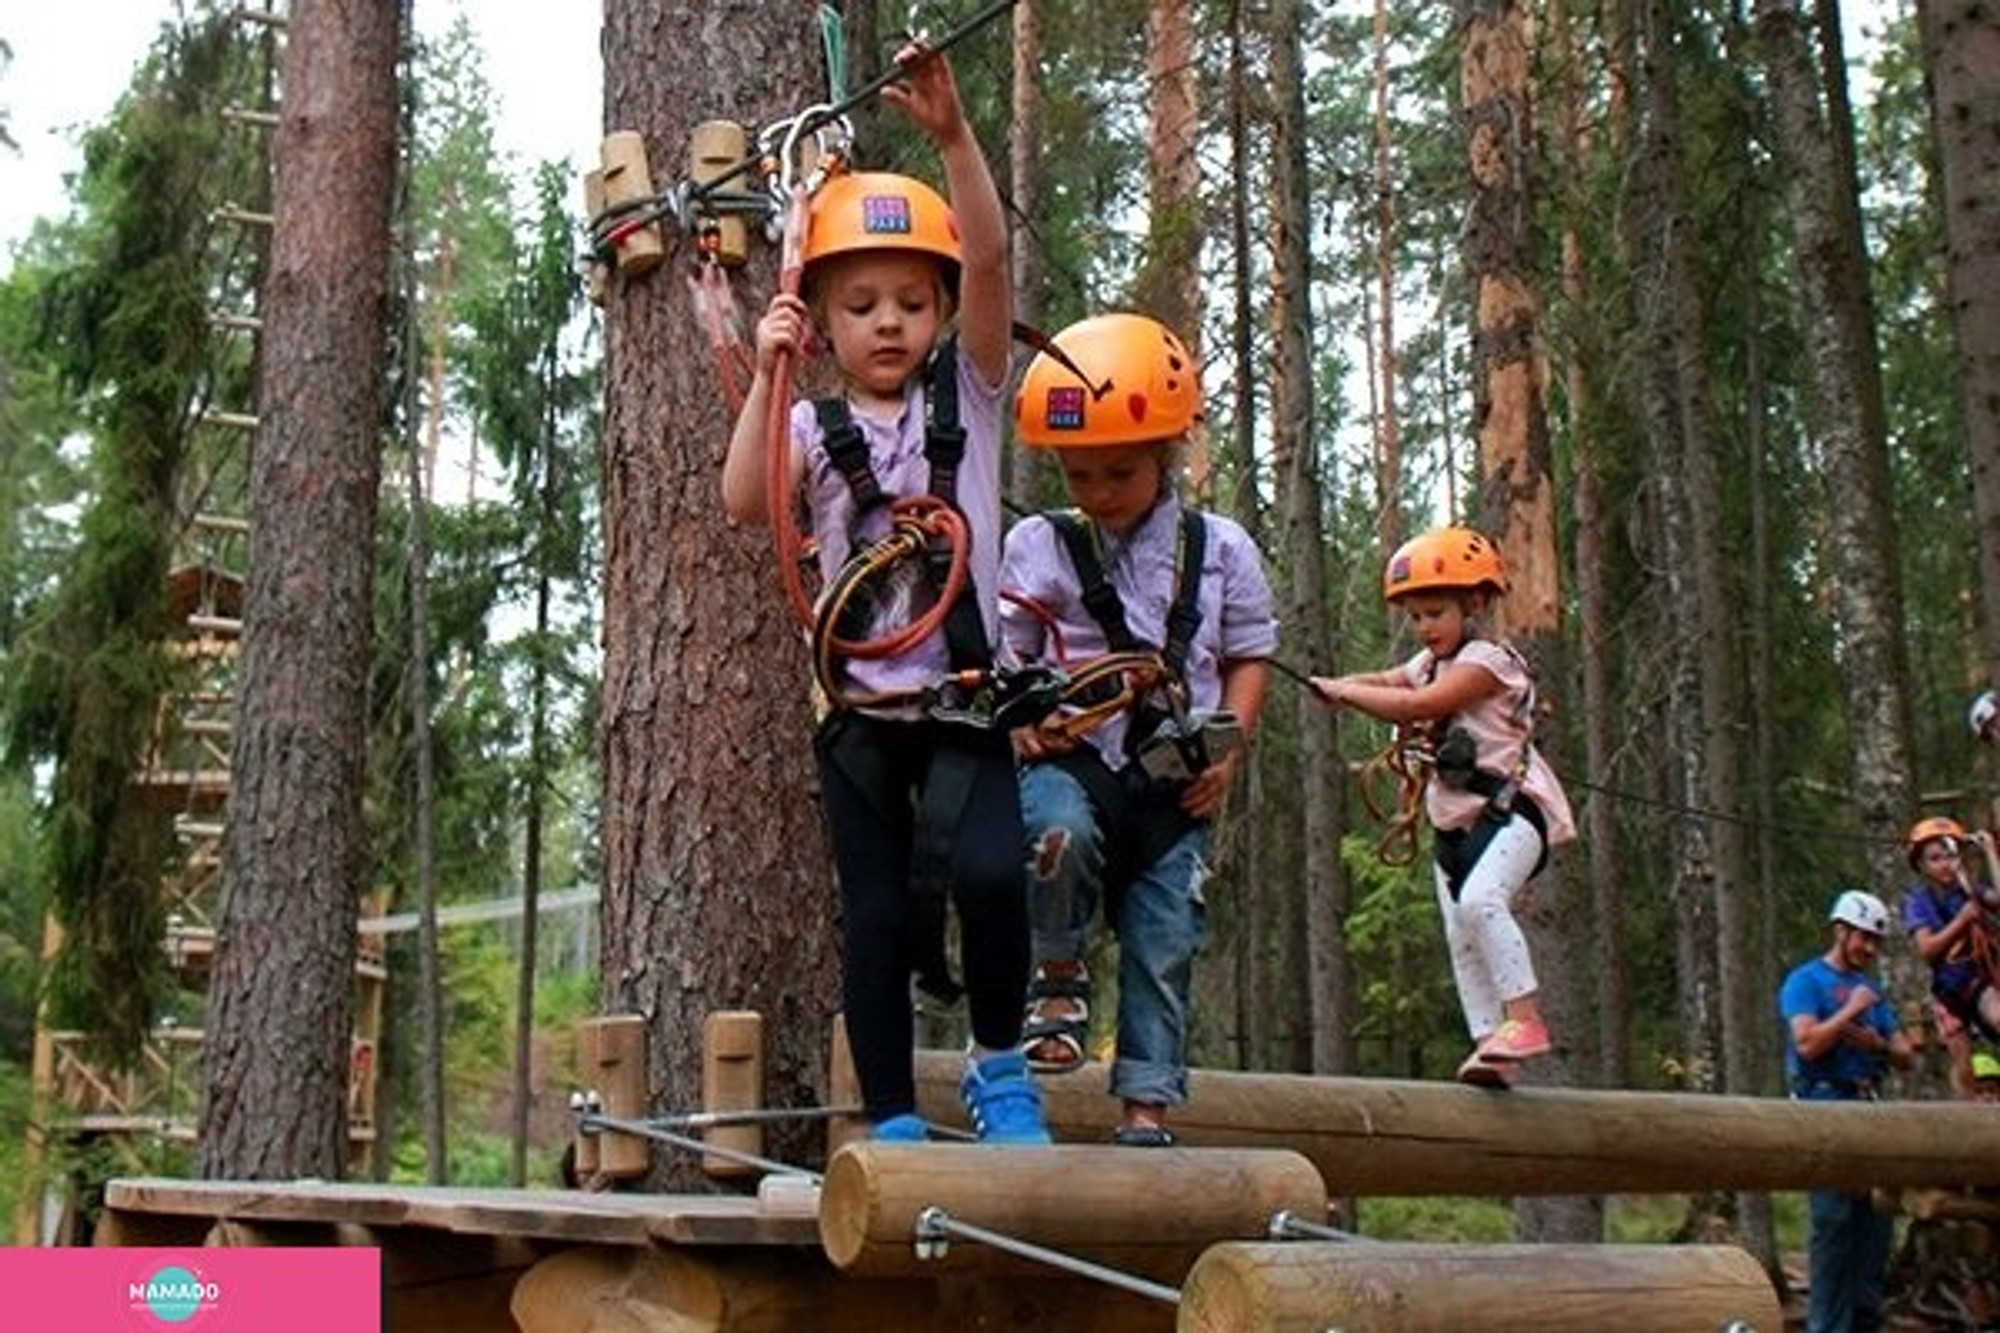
top-left (753, 293), bottom-right (811, 374)
top-left (1308, 675), bottom-right (1343, 707)
top-left (879, 41), bottom-right (968, 145)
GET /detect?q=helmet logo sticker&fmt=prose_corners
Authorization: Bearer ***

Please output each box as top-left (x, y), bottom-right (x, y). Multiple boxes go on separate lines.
top-left (1386, 554), bottom-right (1412, 587)
top-left (860, 194), bottom-right (913, 235)
top-left (1044, 385), bottom-right (1087, 430)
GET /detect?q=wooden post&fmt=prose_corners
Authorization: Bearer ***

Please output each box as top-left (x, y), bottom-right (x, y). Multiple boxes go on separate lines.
top-left (1177, 1241), bottom-right (1780, 1333)
top-left (701, 1010), bottom-right (763, 1178)
top-left (915, 1051), bottom-right (2000, 1195)
top-left (818, 1143), bottom-right (1326, 1280)
top-left (578, 1015), bottom-right (649, 1180)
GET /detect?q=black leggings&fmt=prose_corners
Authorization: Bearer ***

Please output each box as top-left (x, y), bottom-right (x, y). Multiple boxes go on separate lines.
top-left (815, 712), bottom-right (1031, 1120)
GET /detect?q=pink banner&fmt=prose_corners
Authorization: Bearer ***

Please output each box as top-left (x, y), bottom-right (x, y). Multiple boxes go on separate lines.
top-left (4, 1248), bottom-right (381, 1331)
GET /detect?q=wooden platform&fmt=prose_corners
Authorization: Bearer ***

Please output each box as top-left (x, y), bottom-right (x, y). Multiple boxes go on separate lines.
top-left (98, 1175), bottom-right (1177, 1332)
top-left (101, 1177), bottom-right (817, 1249)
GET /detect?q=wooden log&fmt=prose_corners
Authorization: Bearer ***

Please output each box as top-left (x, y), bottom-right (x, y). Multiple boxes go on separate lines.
top-left (818, 1143), bottom-right (1326, 1280)
top-left (511, 1245), bottom-right (1178, 1333)
top-left (915, 1051), bottom-right (2000, 1195)
top-left (1177, 1241), bottom-right (1780, 1333)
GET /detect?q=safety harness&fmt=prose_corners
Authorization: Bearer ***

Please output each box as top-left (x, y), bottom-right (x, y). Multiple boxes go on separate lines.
top-left (1424, 641), bottom-right (1548, 898)
top-left (1038, 506), bottom-right (1210, 885)
top-left (810, 334), bottom-right (990, 680)
top-left (811, 336), bottom-right (996, 1003)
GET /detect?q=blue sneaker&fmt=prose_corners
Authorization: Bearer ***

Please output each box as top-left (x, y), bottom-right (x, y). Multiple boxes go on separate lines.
top-left (960, 1049), bottom-right (1053, 1144)
top-left (870, 1113), bottom-right (930, 1142)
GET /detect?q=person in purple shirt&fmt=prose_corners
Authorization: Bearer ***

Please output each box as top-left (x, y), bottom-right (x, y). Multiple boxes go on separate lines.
top-left (721, 44), bottom-right (1047, 1146)
top-left (1000, 312), bottom-right (1277, 1147)
top-left (1899, 815), bottom-right (2000, 1098)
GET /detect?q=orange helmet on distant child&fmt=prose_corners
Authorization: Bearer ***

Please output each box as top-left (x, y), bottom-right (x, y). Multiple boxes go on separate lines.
top-left (1906, 815), bottom-right (1968, 867)
top-left (1382, 527), bottom-right (1508, 602)
top-left (1014, 313), bottom-right (1202, 448)
top-left (801, 171), bottom-right (961, 291)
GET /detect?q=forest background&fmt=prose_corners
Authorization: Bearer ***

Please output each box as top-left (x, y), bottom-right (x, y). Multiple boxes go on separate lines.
top-left (0, 0), bottom-right (1993, 1268)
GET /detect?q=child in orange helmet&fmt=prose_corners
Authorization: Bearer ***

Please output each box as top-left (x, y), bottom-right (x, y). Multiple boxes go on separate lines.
top-left (720, 44), bottom-right (1047, 1144)
top-left (1900, 815), bottom-right (2000, 1098)
top-left (1001, 312), bottom-right (1278, 1147)
top-left (1310, 527), bottom-right (1575, 1086)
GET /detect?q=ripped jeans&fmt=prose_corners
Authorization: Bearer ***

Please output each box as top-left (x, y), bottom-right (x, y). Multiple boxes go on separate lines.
top-left (1020, 762), bottom-right (1209, 1108)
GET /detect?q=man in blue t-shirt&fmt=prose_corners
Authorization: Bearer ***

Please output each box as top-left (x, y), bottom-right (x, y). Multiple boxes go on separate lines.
top-left (1779, 887), bottom-right (1914, 1333)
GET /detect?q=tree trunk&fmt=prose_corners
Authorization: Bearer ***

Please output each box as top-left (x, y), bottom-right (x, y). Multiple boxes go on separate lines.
top-left (1551, 0), bottom-right (1631, 1089)
top-left (1634, 0), bottom-right (1758, 1108)
top-left (1008, 0), bottom-right (1052, 511)
top-left (1370, 0), bottom-right (1404, 555)
top-left (1268, 0), bottom-right (1349, 1078)
top-left (1753, 0), bottom-right (1917, 890)
top-left (1915, 0), bottom-right (2000, 686)
top-left (1460, 0), bottom-right (1597, 1244)
top-left (599, 2), bottom-right (843, 1190)
top-left (200, 0), bottom-right (400, 1179)
top-left (1136, 0), bottom-right (1205, 496)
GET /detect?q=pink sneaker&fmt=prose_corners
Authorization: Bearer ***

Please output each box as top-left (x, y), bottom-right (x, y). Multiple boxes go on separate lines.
top-left (1479, 1018), bottom-right (1551, 1061)
top-left (1456, 1048), bottom-right (1516, 1088)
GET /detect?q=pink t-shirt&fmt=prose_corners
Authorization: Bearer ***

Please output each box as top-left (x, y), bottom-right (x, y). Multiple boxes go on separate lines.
top-left (1402, 637), bottom-right (1576, 841)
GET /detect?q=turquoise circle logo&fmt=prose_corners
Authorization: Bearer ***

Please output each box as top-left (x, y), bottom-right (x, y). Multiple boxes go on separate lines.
top-left (131, 1264), bottom-right (219, 1324)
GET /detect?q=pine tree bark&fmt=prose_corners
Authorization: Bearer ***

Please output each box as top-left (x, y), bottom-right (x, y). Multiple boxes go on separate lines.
top-left (1753, 0), bottom-right (1917, 890)
top-left (1915, 0), bottom-right (2000, 684)
top-left (1461, 0), bottom-right (1597, 1244)
top-left (598, 2), bottom-right (843, 1189)
top-left (1268, 0), bottom-right (1350, 1077)
top-left (200, 0), bottom-right (400, 1179)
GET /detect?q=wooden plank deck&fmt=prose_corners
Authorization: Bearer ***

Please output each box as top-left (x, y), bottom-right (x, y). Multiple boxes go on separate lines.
top-left (103, 1177), bottom-right (821, 1249)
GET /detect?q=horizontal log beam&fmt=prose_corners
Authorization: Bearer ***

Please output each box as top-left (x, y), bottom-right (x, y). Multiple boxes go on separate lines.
top-left (819, 1143), bottom-right (1325, 1280)
top-left (1177, 1241), bottom-right (1780, 1333)
top-left (512, 1246), bottom-right (1178, 1333)
top-left (914, 1051), bottom-right (2000, 1195)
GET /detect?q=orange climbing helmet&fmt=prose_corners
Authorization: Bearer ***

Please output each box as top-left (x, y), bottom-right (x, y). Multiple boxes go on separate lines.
top-left (802, 171), bottom-right (961, 287)
top-left (1906, 815), bottom-right (1968, 867)
top-left (1015, 313), bottom-right (1202, 448)
top-left (1382, 527), bottom-right (1508, 601)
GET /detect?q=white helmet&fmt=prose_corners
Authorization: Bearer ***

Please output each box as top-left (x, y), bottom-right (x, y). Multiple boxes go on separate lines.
top-left (1829, 888), bottom-right (1890, 936)
top-left (1971, 691), bottom-right (1999, 740)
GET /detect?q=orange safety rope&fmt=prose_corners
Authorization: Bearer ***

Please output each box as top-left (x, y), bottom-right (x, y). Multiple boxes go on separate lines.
top-left (1357, 725), bottom-right (1434, 867)
top-left (765, 182), bottom-right (819, 630)
top-left (687, 252), bottom-right (754, 414)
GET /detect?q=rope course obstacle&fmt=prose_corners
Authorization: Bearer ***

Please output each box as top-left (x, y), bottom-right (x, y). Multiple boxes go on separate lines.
top-left (121, 1009), bottom-right (2000, 1329)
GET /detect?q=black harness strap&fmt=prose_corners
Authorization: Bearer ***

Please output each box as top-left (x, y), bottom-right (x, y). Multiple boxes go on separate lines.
top-left (1044, 506), bottom-right (1206, 672)
top-left (1038, 506), bottom-right (1211, 877)
top-left (814, 398), bottom-right (885, 513)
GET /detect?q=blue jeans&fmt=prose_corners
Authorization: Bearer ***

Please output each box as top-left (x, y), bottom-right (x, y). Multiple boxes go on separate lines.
top-left (1806, 1188), bottom-right (1892, 1333)
top-left (1020, 762), bottom-right (1209, 1107)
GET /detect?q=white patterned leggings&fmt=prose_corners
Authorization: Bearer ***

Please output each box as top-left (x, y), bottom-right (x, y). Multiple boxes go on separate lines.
top-left (1431, 813), bottom-right (1545, 1042)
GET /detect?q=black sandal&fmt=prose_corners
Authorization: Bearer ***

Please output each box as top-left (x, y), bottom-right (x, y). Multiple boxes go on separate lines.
top-left (1020, 964), bottom-right (1091, 1074)
top-left (1111, 1123), bottom-right (1176, 1148)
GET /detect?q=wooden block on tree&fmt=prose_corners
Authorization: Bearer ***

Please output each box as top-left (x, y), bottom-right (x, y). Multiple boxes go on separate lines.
top-left (578, 1014), bottom-right (649, 1179)
top-left (818, 1143), bottom-right (1326, 1280)
top-left (702, 1010), bottom-right (763, 1178)
top-left (1177, 1240), bottom-right (1780, 1333)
